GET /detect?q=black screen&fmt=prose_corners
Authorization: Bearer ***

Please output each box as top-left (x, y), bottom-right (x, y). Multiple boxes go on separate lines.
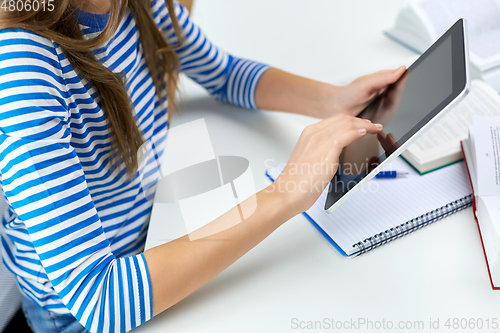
top-left (325, 19), bottom-right (467, 211)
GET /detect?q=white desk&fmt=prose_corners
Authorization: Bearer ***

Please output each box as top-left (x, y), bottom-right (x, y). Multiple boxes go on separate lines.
top-left (134, 1), bottom-right (500, 332)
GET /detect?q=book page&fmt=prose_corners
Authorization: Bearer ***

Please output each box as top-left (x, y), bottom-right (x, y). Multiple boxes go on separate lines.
top-left (476, 196), bottom-right (500, 277)
top-left (411, 0), bottom-right (500, 70)
top-left (267, 157), bottom-right (472, 255)
top-left (473, 115), bottom-right (500, 196)
top-left (408, 80), bottom-right (500, 158)
top-left (384, 5), bottom-right (432, 54)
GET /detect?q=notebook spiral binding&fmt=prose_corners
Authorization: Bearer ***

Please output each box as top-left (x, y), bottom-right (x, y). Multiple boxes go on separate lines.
top-left (352, 194), bottom-right (473, 256)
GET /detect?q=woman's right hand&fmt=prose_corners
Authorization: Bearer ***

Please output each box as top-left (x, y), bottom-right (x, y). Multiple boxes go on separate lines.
top-left (269, 114), bottom-right (383, 215)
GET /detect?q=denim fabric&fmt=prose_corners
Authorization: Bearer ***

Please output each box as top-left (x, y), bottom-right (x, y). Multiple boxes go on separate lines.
top-left (20, 293), bottom-right (89, 333)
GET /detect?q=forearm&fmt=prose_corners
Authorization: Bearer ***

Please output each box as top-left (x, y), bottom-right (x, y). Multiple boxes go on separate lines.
top-left (255, 68), bottom-right (340, 118)
top-left (144, 188), bottom-right (294, 316)
top-left (254, 67), bottom-right (406, 121)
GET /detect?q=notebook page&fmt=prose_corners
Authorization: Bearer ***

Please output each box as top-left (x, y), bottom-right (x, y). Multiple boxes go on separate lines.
top-left (267, 157), bottom-right (472, 256)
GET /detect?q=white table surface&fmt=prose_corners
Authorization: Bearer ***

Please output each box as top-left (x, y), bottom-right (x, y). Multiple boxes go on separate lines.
top-left (134, 1), bottom-right (500, 332)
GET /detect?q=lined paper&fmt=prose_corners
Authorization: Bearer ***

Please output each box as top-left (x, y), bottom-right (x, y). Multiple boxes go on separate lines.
top-left (267, 157), bottom-right (472, 256)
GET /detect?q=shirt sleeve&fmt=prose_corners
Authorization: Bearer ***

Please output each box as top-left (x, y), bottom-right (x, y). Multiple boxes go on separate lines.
top-left (0, 30), bottom-right (152, 333)
top-left (152, 0), bottom-right (271, 109)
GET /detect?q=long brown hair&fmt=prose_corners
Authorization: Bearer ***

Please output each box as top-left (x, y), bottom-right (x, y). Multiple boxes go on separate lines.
top-left (0, 0), bottom-right (182, 177)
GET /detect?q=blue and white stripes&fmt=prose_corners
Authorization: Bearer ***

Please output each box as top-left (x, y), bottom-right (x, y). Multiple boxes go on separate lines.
top-left (154, 1), bottom-right (269, 109)
top-left (0, 1), bottom-right (269, 332)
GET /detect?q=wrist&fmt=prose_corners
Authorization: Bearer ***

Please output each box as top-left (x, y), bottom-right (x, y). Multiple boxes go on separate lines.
top-left (317, 84), bottom-right (342, 119)
top-left (260, 181), bottom-right (302, 222)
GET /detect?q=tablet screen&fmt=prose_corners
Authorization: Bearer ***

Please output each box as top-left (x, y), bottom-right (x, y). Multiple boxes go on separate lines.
top-left (325, 20), bottom-right (467, 211)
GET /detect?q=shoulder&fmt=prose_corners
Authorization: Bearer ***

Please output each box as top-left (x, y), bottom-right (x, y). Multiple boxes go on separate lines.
top-left (150, 0), bottom-right (190, 35)
top-left (0, 28), bottom-right (66, 88)
top-left (0, 28), bottom-right (69, 128)
top-left (0, 28), bottom-right (60, 57)
top-left (0, 28), bottom-right (63, 75)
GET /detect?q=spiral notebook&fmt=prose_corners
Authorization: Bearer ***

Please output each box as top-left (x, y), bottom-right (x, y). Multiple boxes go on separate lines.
top-left (266, 157), bottom-right (473, 256)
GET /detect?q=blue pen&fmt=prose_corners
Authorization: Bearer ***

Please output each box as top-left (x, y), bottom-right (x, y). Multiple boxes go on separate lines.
top-left (375, 171), bottom-right (409, 178)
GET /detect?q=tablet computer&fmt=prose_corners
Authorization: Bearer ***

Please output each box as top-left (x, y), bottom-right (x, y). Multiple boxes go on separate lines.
top-left (325, 19), bottom-right (470, 213)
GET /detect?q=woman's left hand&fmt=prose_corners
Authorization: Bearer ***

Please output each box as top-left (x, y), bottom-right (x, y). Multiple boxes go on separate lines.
top-left (322, 66), bottom-right (406, 118)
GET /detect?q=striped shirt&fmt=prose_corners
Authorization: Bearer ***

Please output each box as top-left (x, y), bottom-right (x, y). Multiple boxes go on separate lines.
top-left (0, 1), bottom-right (269, 332)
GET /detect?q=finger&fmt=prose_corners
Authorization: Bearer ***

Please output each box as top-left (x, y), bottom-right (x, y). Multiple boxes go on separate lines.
top-left (377, 131), bottom-right (390, 150)
top-left (323, 117), bottom-right (382, 140)
top-left (310, 114), bottom-right (358, 133)
top-left (392, 66), bottom-right (406, 79)
top-left (365, 66), bottom-right (406, 91)
top-left (386, 66), bottom-right (406, 84)
top-left (387, 133), bottom-right (396, 144)
top-left (386, 134), bottom-right (399, 154)
top-left (368, 156), bottom-right (380, 172)
top-left (377, 131), bottom-right (387, 140)
top-left (334, 117), bottom-right (383, 137)
top-left (314, 115), bottom-right (382, 141)
top-left (330, 121), bottom-right (383, 151)
top-left (351, 117), bottom-right (383, 134)
top-left (385, 68), bottom-right (409, 108)
top-left (378, 132), bottom-right (399, 153)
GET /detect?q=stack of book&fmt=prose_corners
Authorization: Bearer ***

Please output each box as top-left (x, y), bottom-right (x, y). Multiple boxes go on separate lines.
top-left (385, 0), bottom-right (500, 91)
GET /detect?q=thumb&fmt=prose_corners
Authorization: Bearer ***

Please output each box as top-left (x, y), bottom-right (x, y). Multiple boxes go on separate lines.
top-left (368, 66), bottom-right (406, 90)
top-left (387, 66), bottom-right (406, 84)
top-left (392, 65), bottom-right (406, 77)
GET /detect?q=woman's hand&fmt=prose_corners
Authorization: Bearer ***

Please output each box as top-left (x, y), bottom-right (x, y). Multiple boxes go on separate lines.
top-left (338, 68), bottom-right (409, 173)
top-left (323, 66), bottom-right (406, 118)
top-left (254, 67), bottom-right (405, 119)
top-left (268, 114), bottom-right (383, 215)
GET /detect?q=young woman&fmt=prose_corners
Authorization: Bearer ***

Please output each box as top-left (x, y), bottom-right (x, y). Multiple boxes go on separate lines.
top-left (0, 0), bottom-right (405, 332)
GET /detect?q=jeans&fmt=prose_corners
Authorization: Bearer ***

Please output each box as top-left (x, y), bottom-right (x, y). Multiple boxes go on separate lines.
top-left (20, 293), bottom-right (89, 333)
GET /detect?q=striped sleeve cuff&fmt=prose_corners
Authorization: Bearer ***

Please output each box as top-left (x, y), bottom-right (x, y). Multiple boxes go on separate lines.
top-left (85, 254), bottom-right (153, 333)
top-left (217, 58), bottom-right (271, 110)
top-left (120, 254), bottom-right (153, 332)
